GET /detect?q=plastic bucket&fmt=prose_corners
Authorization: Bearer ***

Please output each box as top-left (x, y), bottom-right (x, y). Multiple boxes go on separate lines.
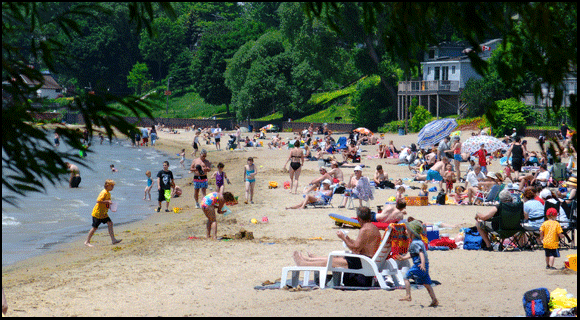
top-left (109, 202), bottom-right (118, 212)
top-left (566, 254), bottom-right (577, 271)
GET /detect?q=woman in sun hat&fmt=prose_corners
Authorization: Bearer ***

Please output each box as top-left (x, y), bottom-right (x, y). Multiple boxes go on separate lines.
top-left (563, 176), bottom-right (576, 206)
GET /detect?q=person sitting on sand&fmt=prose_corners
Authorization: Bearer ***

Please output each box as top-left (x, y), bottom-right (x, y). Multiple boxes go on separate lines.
top-left (303, 167), bottom-right (333, 194)
top-left (292, 207), bottom-right (382, 287)
top-left (374, 165), bottom-right (394, 189)
top-left (286, 179), bottom-right (333, 209)
top-left (342, 141), bottom-right (359, 162)
top-left (413, 157), bottom-right (449, 182)
top-left (327, 161), bottom-right (344, 184)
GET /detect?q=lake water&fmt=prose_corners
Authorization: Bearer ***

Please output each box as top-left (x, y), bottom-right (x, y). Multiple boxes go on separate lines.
top-left (2, 135), bottom-right (185, 267)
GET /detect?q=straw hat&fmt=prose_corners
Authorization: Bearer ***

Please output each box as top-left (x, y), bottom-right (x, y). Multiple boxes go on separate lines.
top-left (405, 220), bottom-right (423, 239)
top-left (566, 176), bottom-right (577, 187)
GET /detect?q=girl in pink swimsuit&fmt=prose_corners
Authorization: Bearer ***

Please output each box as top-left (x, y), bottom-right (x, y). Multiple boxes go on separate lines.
top-left (200, 191), bottom-right (235, 240)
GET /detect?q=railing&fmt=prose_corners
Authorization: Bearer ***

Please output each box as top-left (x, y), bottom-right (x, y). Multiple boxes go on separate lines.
top-left (398, 80), bottom-right (460, 93)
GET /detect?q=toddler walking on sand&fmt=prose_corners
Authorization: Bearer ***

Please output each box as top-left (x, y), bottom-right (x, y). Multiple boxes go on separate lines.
top-left (396, 220), bottom-right (438, 307)
top-left (85, 179), bottom-right (122, 247)
top-left (540, 208), bottom-right (565, 269)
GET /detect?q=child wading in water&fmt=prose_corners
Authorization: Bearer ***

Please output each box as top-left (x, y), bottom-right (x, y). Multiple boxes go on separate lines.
top-left (396, 220), bottom-right (438, 307)
top-left (179, 149), bottom-right (186, 169)
top-left (244, 157), bottom-right (257, 204)
top-left (85, 179), bottom-right (122, 247)
top-left (211, 162), bottom-right (231, 194)
top-left (144, 170), bottom-right (152, 200)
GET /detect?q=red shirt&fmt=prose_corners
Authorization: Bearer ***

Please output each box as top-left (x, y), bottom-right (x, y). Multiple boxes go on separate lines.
top-left (474, 149), bottom-right (488, 166)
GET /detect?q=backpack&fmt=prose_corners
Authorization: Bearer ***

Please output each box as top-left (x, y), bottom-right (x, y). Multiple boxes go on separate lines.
top-left (463, 227), bottom-right (483, 250)
top-left (523, 287), bottom-right (550, 317)
top-left (436, 192), bottom-right (446, 205)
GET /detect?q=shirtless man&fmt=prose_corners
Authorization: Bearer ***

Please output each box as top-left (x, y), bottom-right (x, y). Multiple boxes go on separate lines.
top-left (373, 200), bottom-right (407, 223)
top-left (303, 167), bottom-right (332, 194)
top-left (327, 161), bottom-right (344, 184)
top-left (292, 207), bottom-right (382, 272)
top-left (65, 162), bottom-right (81, 188)
top-left (342, 141), bottom-right (358, 161)
top-left (189, 149), bottom-right (212, 208)
top-left (413, 157), bottom-right (449, 182)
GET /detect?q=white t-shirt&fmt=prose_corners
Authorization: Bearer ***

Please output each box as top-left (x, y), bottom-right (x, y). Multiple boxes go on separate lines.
top-left (466, 171), bottom-right (486, 187)
top-left (213, 128), bottom-right (222, 139)
top-left (536, 170), bottom-right (550, 186)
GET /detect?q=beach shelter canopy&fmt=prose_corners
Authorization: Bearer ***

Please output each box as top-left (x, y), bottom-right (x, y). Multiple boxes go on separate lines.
top-left (417, 118), bottom-right (457, 149)
top-left (462, 135), bottom-right (509, 154)
top-left (354, 127), bottom-right (372, 135)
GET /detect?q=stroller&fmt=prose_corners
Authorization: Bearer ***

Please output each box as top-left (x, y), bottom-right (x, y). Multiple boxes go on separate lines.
top-left (227, 134), bottom-right (237, 150)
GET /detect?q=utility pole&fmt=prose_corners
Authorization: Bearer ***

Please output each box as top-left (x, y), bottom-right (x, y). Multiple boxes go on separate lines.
top-left (165, 77), bottom-right (172, 114)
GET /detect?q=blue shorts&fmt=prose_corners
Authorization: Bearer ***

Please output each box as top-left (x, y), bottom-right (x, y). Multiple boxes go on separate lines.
top-left (404, 264), bottom-right (432, 285)
top-left (426, 169), bottom-right (443, 181)
top-left (454, 154), bottom-right (462, 161)
top-left (194, 180), bottom-right (208, 189)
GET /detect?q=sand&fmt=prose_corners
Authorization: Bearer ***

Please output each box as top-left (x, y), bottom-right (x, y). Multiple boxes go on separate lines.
top-left (2, 127), bottom-right (576, 317)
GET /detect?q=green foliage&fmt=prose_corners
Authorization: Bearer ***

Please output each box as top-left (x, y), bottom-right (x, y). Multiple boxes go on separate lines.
top-left (127, 62), bottom-right (152, 95)
top-left (349, 76), bottom-right (393, 131)
top-left (492, 98), bottom-right (532, 136)
top-left (379, 120), bottom-right (405, 133)
top-left (409, 105), bottom-right (433, 132)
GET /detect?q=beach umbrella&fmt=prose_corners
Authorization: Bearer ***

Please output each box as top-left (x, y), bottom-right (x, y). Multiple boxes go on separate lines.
top-left (261, 124), bottom-right (274, 130)
top-left (354, 127), bottom-right (372, 135)
top-left (417, 118), bottom-right (458, 148)
top-left (462, 135), bottom-right (508, 155)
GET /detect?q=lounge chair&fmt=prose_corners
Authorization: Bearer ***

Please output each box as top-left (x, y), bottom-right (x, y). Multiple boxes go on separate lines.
top-left (306, 188), bottom-right (335, 208)
top-left (335, 136), bottom-right (347, 151)
top-left (325, 223), bottom-right (422, 289)
top-left (479, 184), bottom-right (504, 205)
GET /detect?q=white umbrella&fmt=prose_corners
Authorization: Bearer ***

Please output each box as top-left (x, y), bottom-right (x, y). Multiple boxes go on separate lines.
top-left (462, 135), bottom-right (509, 154)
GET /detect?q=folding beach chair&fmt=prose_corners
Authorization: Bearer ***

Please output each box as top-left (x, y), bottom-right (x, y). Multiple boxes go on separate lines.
top-left (480, 184), bottom-right (503, 205)
top-left (335, 136), bottom-right (348, 151)
top-left (489, 202), bottom-right (530, 251)
top-left (561, 199), bottom-right (576, 249)
top-left (344, 176), bottom-right (374, 209)
top-left (307, 188), bottom-right (335, 208)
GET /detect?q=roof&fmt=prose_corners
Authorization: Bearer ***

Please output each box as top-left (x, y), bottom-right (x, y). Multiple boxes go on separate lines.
top-left (20, 74), bottom-right (63, 90)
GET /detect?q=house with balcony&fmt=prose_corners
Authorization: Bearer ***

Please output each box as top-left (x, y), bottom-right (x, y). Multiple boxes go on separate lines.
top-left (20, 70), bottom-right (64, 100)
top-left (397, 39), bottom-right (502, 121)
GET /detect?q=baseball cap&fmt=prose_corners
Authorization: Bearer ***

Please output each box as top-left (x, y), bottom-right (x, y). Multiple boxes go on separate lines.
top-left (322, 179), bottom-right (332, 185)
top-left (354, 165), bottom-right (362, 171)
top-left (546, 208), bottom-right (558, 217)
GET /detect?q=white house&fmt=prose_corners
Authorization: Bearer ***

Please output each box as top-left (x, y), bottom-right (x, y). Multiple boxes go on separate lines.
top-left (397, 39), bottom-right (502, 120)
top-left (20, 71), bottom-right (64, 99)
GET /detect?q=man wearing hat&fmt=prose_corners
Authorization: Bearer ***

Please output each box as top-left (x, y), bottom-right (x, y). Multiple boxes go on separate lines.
top-left (339, 165), bottom-right (374, 208)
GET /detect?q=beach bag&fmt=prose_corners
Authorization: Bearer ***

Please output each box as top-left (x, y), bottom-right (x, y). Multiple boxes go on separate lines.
top-left (436, 192), bottom-right (446, 205)
top-left (463, 227), bottom-right (483, 250)
top-left (523, 287), bottom-right (550, 317)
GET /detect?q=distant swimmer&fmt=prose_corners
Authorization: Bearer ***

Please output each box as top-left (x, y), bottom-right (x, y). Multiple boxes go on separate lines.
top-left (66, 162), bottom-right (81, 188)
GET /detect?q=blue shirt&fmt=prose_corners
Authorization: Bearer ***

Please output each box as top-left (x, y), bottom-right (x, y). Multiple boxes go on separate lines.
top-left (408, 238), bottom-right (429, 267)
top-left (523, 199), bottom-right (545, 228)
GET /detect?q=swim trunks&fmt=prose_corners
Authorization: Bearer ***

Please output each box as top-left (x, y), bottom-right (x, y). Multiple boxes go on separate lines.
top-left (426, 169), bottom-right (443, 181)
top-left (70, 176), bottom-right (82, 188)
top-left (454, 154), bottom-right (462, 161)
top-left (193, 175), bottom-right (208, 189)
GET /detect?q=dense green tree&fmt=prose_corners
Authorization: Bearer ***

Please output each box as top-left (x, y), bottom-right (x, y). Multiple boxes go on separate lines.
top-left (493, 98), bottom-right (533, 136)
top-left (138, 16), bottom-right (187, 81)
top-left (168, 50), bottom-right (194, 91)
top-left (191, 18), bottom-right (266, 115)
top-left (127, 62), bottom-right (152, 95)
top-left (2, 2), bottom-right (175, 205)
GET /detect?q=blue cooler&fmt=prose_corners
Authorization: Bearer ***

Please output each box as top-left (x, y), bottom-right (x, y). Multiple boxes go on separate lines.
top-left (426, 226), bottom-right (439, 242)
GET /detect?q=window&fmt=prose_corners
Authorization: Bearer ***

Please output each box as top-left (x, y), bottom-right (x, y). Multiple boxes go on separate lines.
top-left (442, 66), bottom-right (449, 81)
top-left (452, 66), bottom-right (456, 74)
top-left (434, 67), bottom-right (440, 81)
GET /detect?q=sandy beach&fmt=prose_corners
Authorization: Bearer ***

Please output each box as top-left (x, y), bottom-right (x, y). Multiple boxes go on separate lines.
top-left (2, 126), bottom-right (576, 317)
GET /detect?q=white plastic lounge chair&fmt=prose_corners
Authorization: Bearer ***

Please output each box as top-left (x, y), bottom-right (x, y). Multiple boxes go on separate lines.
top-left (325, 223), bottom-right (410, 289)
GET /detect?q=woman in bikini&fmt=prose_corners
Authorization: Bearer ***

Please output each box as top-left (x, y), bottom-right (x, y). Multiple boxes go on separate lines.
top-left (284, 140), bottom-right (304, 194)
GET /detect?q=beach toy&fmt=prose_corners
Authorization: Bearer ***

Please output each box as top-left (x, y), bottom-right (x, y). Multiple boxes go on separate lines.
top-left (250, 218), bottom-right (258, 224)
top-left (566, 254), bottom-right (577, 271)
top-left (109, 201), bottom-right (118, 212)
top-left (261, 216), bottom-right (269, 223)
top-left (173, 207), bottom-right (181, 213)
top-left (222, 205), bottom-right (232, 216)
top-left (268, 181), bottom-right (278, 189)
top-left (284, 181), bottom-right (290, 189)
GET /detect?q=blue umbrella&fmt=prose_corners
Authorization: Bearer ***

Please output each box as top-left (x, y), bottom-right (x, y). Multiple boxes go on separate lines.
top-left (417, 118), bottom-right (458, 149)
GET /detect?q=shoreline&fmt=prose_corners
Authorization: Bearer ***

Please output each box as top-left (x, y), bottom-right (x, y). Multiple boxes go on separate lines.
top-left (2, 128), bottom-right (576, 317)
